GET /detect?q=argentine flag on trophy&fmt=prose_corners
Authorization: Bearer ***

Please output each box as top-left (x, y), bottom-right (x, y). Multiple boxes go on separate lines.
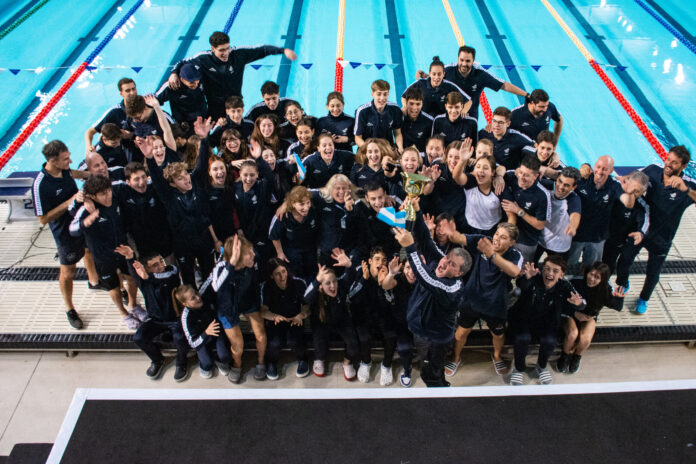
top-left (294, 153), bottom-right (306, 182)
top-left (376, 207), bottom-right (407, 229)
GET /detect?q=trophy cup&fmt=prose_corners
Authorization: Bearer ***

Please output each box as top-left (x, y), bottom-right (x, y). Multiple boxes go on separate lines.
top-left (401, 172), bottom-right (431, 231)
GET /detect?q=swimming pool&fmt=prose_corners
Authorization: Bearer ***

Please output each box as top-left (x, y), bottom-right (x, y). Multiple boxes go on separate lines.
top-left (0, 0), bottom-right (693, 176)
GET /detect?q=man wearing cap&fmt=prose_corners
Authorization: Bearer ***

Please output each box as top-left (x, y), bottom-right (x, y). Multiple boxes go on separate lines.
top-left (156, 63), bottom-right (208, 130)
top-left (169, 31), bottom-right (297, 119)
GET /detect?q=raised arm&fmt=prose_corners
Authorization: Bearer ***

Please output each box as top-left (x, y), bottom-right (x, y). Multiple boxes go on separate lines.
top-left (144, 94), bottom-right (176, 151)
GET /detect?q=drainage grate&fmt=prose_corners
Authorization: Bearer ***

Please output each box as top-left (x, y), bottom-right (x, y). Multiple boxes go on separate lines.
top-left (1, 325), bottom-right (694, 350)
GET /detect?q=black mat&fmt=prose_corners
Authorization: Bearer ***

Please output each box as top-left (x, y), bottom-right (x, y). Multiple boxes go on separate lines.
top-left (59, 389), bottom-right (696, 463)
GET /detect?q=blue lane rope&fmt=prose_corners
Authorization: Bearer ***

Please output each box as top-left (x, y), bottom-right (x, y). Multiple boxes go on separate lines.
top-left (85, 0), bottom-right (145, 64)
top-left (223, 0), bottom-right (244, 34)
top-left (634, 0), bottom-right (696, 58)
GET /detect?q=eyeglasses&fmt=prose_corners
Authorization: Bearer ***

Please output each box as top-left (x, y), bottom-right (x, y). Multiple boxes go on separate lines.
top-left (491, 119), bottom-right (507, 125)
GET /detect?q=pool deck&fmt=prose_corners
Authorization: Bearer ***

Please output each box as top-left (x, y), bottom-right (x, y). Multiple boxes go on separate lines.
top-left (0, 200), bottom-right (696, 341)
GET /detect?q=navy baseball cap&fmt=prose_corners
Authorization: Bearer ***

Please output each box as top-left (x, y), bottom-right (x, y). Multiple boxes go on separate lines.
top-left (180, 64), bottom-right (201, 82)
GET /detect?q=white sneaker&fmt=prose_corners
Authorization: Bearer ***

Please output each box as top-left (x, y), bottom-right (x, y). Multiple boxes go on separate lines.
top-left (380, 363), bottom-right (393, 386)
top-left (123, 313), bottom-right (141, 330)
top-left (199, 368), bottom-right (213, 379)
top-left (510, 367), bottom-right (524, 386)
top-left (343, 363), bottom-right (356, 381)
top-left (313, 360), bottom-right (325, 377)
top-left (357, 362), bottom-right (371, 383)
top-left (129, 305), bottom-right (147, 322)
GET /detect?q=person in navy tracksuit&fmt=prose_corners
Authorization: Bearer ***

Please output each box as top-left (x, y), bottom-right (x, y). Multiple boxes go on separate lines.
top-left (301, 133), bottom-right (354, 189)
top-left (316, 91), bottom-right (354, 152)
top-left (393, 203), bottom-right (472, 387)
top-left (178, 285), bottom-right (232, 378)
top-left (354, 80), bottom-right (404, 150)
top-left (402, 56), bottom-right (470, 117)
top-left (303, 249), bottom-right (360, 380)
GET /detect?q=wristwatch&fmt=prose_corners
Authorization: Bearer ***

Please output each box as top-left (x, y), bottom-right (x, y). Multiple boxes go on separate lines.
top-left (517, 209), bottom-right (526, 217)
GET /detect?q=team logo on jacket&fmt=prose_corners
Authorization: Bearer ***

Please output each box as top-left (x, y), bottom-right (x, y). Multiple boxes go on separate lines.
top-left (603, 194), bottom-right (609, 202)
top-left (524, 201), bottom-right (532, 209)
top-left (670, 192), bottom-right (677, 200)
top-left (504, 148), bottom-right (510, 154)
top-left (417, 132), bottom-right (423, 137)
top-left (148, 198), bottom-right (155, 207)
top-left (471, 84), bottom-right (478, 92)
top-left (56, 189), bottom-right (63, 196)
top-left (127, 198), bottom-right (136, 204)
top-left (251, 195), bottom-right (257, 205)
top-left (208, 67), bottom-right (216, 72)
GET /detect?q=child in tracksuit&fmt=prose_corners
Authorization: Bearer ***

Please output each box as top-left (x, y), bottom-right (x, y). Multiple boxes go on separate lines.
top-left (303, 249), bottom-right (360, 381)
top-left (69, 174), bottom-right (142, 329)
top-left (178, 284), bottom-right (231, 378)
top-left (116, 245), bottom-right (189, 381)
top-left (209, 234), bottom-right (266, 384)
top-left (349, 247), bottom-right (400, 386)
top-left (381, 256), bottom-right (417, 387)
top-left (261, 258), bottom-right (310, 380)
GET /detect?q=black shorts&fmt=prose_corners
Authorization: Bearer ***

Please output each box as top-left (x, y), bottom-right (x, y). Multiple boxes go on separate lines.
top-left (96, 257), bottom-right (130, 291)
top-left (57, 239), bottom-right (85, 266)
top-left (457, 307), bottom-right (507, 335)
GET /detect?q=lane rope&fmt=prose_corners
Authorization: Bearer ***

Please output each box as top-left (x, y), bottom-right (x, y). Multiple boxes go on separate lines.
top-left (0, 0), bottom-right (145, 171)
top-left (540, 0), bottom-right (668, 160)
top-left (334, 0), bottom-right (346, 92)
top-left (223, 0), bottom-right (244, 34)
top-left (634, 0), bottom-right (696, 57)
top-left (0, 0), bottom-right (51, 40)
top-left (440, 0), bottom-right (492, 124)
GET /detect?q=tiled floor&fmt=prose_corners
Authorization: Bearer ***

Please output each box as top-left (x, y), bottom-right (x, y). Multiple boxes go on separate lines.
top-left (1, 344), bottom-right (695, 455)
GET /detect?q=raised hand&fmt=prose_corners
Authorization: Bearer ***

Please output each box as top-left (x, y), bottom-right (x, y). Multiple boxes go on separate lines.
top-left (477, 237), bottom-right (495, 258)
top-left (114, 244), bottom-right (134, 259)
top-left (193, 116), bottom-right (214, 138)
top-left (316, 264), bottom-right (331, 282)
top-left (331, 248), bottom-right (351, 267)
top-left (393, 227), bottom-right (415, 247)
top-left (423, 213), bottom-right (436, 235)
top-left (229, 234), bottom-right (241, 266)
top-left (143, 94), bottom-right (160, 109)
top-left (168, 72), bottom-right (181, 90)
top-left (460, 137), bottom-right (474, 160)
top-left (522, 262), bottom-right (538, 279)
top-left (567, 291), bottom-right (583, 306)
top-left (361, 260), bottom-right (370, 280)
top-left (134, 137), bottom-right (154, 159)
top-left (387, 256), bottom-right (402, 275)
top-left (343, 190), bottom-right (354, 211)
top-left (249, 138), bottom-right (262, 159)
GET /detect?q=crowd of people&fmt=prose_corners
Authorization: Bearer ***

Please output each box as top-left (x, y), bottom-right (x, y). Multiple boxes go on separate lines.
top-left (31, 31), bottom-right (695, 387)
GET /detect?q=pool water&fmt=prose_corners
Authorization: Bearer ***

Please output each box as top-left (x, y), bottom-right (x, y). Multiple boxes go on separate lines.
top-left (0, 0), bottom-right (693, 175)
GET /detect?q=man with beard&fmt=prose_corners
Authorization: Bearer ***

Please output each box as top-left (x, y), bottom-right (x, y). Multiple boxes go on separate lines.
top-left (616, 146), bottom-right (696, 314)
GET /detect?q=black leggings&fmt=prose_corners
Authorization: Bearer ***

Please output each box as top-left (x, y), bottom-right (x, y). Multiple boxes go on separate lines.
top-left (311, 318), bottom-right (360, 363)
top-left (266, 321), bottom-right (306, 363)
top-left (354, 323), bottom-right (397, 366)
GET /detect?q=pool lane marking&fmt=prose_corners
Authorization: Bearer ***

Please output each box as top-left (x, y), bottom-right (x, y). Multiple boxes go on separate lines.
top-left (156, 0), bottom-right (215, 89)
top-left (440, 0), bottom-right (492, 123)
top-left (473, 0), bottom-right (526, 106)
top-left (0, 0), bottom-right (145, 170)
top-left (540, 0), bottom-right (668, 160)
top-left (635, 0), bottom-right (696, 57)
top-left (277, 0), bottom-right (304, 97)
top-left (334, 0), bottom-right (346, 92)
top-left (384, 0), bottom-right (406, 98)
top-left (560, 0), bottom-right (677, 149)
top-left (0, 0), bottom-right (50, 40)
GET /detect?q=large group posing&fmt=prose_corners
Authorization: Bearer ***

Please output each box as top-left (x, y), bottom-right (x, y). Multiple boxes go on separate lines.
top-left (32, 31), bottom-right (696, 387)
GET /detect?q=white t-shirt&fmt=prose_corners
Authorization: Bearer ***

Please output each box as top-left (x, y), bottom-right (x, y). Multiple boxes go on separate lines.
top-left (464, 185), bottom-right (502, 231)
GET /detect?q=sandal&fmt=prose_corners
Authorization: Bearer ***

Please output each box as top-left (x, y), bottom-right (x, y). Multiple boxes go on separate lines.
top-left (444, 360), bottom-right (460, 377)
top-left (492, 356), bottom-right (509, 375)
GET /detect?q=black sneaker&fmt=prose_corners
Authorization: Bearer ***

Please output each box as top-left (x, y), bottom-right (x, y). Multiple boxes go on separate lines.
top-left (568, 354), bottom-right (582, 374)
top-left (87, 282), bottom-right (108, 291)
top-left (266, 363), bottom-right (279, 380)
top-left (146, 361), bottom-right (165, 379)
top-left (174, 365), bottom-right (188, 382)
top-left (66, 309), bottom-right (83, 330)
top-left (556, 352), bottom-right (570, 373)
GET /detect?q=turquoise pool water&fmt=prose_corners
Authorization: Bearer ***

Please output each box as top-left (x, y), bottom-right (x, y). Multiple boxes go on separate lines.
top-left (0, 0), bottom-right (693, 175)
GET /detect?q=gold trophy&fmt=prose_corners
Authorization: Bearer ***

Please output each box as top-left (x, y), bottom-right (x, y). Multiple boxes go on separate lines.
top-left (401, 172), bottom-right (431, 230)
